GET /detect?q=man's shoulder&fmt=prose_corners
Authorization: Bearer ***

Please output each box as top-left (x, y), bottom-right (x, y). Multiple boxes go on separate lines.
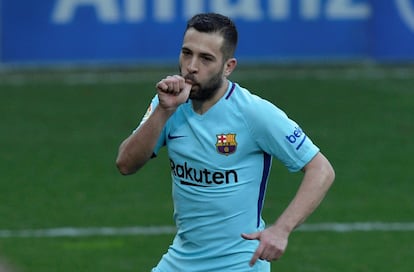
top-left (229, 83), bottom-right (268, 108)
top-left (229, 83), bottom-right (280, 116)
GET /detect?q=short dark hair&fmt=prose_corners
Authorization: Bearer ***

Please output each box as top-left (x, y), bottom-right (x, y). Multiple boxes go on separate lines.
top-left (185, 13), bottom-right (238, 60)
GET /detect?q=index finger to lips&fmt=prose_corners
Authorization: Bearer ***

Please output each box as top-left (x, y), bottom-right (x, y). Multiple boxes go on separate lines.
top-left (156, 81), bottom-right (168, 92)
top-left (172, 80), bottom-right (181, 94)
top-left (171, 76), bottom-right (185, 94)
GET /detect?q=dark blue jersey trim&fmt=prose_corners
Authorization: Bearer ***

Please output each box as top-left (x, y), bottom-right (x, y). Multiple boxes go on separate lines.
top-left (225, 82), bottom-right (236, 100)
top-left (257, 152), bottom-right (272, 228)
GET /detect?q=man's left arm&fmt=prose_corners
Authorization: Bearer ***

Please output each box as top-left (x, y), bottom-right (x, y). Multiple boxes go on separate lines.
top-left (242, 152), bottom-right (335, 266)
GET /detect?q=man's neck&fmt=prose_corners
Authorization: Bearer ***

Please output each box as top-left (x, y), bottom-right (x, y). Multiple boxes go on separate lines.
top-left (192, 80), bottom-right (229, 115)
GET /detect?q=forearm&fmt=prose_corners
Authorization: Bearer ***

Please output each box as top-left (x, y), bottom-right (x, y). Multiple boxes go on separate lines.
top-left (116, 106), bottom-right (173, 175)
top-left (272, 153), bottom-right (335, 234)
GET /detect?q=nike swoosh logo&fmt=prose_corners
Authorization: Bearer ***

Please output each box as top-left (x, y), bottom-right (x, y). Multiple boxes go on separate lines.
top-left (168, 133), bottom-right (186, 140)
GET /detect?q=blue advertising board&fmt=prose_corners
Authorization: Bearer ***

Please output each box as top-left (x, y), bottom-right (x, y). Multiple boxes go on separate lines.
top-left (371, 0), bottom-right (414, 61)
top-left (1, 0), bottom-right (414, 64)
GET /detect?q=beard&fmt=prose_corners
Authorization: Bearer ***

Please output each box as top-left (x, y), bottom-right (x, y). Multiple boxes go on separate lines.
top-left (180, 67), bottom-right (224, 101)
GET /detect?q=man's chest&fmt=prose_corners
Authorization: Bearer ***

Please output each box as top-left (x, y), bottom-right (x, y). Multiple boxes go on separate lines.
top-left (165, 115), bottom-right (260, 168)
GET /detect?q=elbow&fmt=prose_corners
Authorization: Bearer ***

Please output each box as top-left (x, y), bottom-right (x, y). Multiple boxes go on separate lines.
top-left (325, 162), bottom-right (335, 187)
top-left (115, 144), bottom-right (153, 175)
top-left (116, 157), bottom-right (138, 176)
top-left (317, 152), bottom-right (335, 186)
top-left (330, 167), bottom-right (336, 183)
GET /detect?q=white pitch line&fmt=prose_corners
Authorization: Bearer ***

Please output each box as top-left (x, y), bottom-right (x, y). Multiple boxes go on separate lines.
top-left (297, 222), bottom-right (414, 232)
top-left (0, 222), bottom-right (414, 238)
top-left (0, 226), bottom-right (177, 238)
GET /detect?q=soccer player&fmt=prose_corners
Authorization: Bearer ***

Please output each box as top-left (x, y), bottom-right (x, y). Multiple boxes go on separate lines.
top-left (116, 13), bottom-right (335, 272)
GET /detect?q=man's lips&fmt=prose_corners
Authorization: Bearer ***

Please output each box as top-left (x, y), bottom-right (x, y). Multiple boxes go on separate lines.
top-left (184, 74), bottom-right (197, 85)
top-left (185, 79), bottom-right (194, 85)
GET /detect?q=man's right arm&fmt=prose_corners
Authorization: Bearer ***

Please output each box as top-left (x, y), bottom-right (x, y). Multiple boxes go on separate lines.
top-left (116, 75), bottom-right (191, 175)
top-left (116, 106), bottom-right (173, 175)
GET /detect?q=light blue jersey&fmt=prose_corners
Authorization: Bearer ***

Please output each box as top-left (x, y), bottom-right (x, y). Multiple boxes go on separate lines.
top-left (138, 81), bottom-right (319, 272)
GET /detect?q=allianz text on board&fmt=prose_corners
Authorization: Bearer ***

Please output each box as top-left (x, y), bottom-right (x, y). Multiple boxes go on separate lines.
top-left (51, 0), bottom-right (372, 24)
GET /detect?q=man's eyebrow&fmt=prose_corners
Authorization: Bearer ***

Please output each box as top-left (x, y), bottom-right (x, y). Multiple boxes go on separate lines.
top-left (181, 47), bottom-right (216, 59)
top-left (199, 52), bottom-right (216, 60)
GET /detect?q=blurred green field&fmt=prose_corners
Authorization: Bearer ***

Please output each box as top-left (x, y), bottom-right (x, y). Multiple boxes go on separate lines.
top-left (0, 65), bottom-right (413, 271)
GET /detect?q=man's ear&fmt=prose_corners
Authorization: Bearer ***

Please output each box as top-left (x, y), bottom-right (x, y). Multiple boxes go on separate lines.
top-left (224, 58), bottom-right (237, 77)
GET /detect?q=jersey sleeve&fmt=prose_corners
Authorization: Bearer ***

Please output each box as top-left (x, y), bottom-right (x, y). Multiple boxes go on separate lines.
top-left (246, 96), bottom-right (319, 172)
top-left (132, 95), bottom-right (166, 156)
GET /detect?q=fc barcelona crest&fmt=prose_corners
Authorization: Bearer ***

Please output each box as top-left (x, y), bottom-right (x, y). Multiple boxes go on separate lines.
top-left (216, 133), bottom-right (237, 156)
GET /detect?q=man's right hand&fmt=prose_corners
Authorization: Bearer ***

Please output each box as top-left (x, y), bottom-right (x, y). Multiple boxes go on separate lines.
top-left (156, 75), bottom-right (192, 112)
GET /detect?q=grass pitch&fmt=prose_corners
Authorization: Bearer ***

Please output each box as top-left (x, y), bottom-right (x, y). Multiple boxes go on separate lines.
top-left (0, 65), bottom-right (413, 271)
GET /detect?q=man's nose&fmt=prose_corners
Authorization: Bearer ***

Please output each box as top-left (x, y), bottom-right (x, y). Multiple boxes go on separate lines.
top-left (187, 58), bottom-right (198, 73)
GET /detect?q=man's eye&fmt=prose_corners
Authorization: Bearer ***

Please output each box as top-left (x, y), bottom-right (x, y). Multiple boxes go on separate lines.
top-left (202, 56), bottom-right (213, 61)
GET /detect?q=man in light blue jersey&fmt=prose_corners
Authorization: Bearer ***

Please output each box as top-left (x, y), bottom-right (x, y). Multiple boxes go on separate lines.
top-left (116, 13), bottom-right (335, 272)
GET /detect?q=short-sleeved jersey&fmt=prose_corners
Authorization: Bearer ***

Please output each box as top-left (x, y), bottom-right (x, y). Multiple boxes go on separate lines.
top-left (137, 81), bottom-right (319, 272)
